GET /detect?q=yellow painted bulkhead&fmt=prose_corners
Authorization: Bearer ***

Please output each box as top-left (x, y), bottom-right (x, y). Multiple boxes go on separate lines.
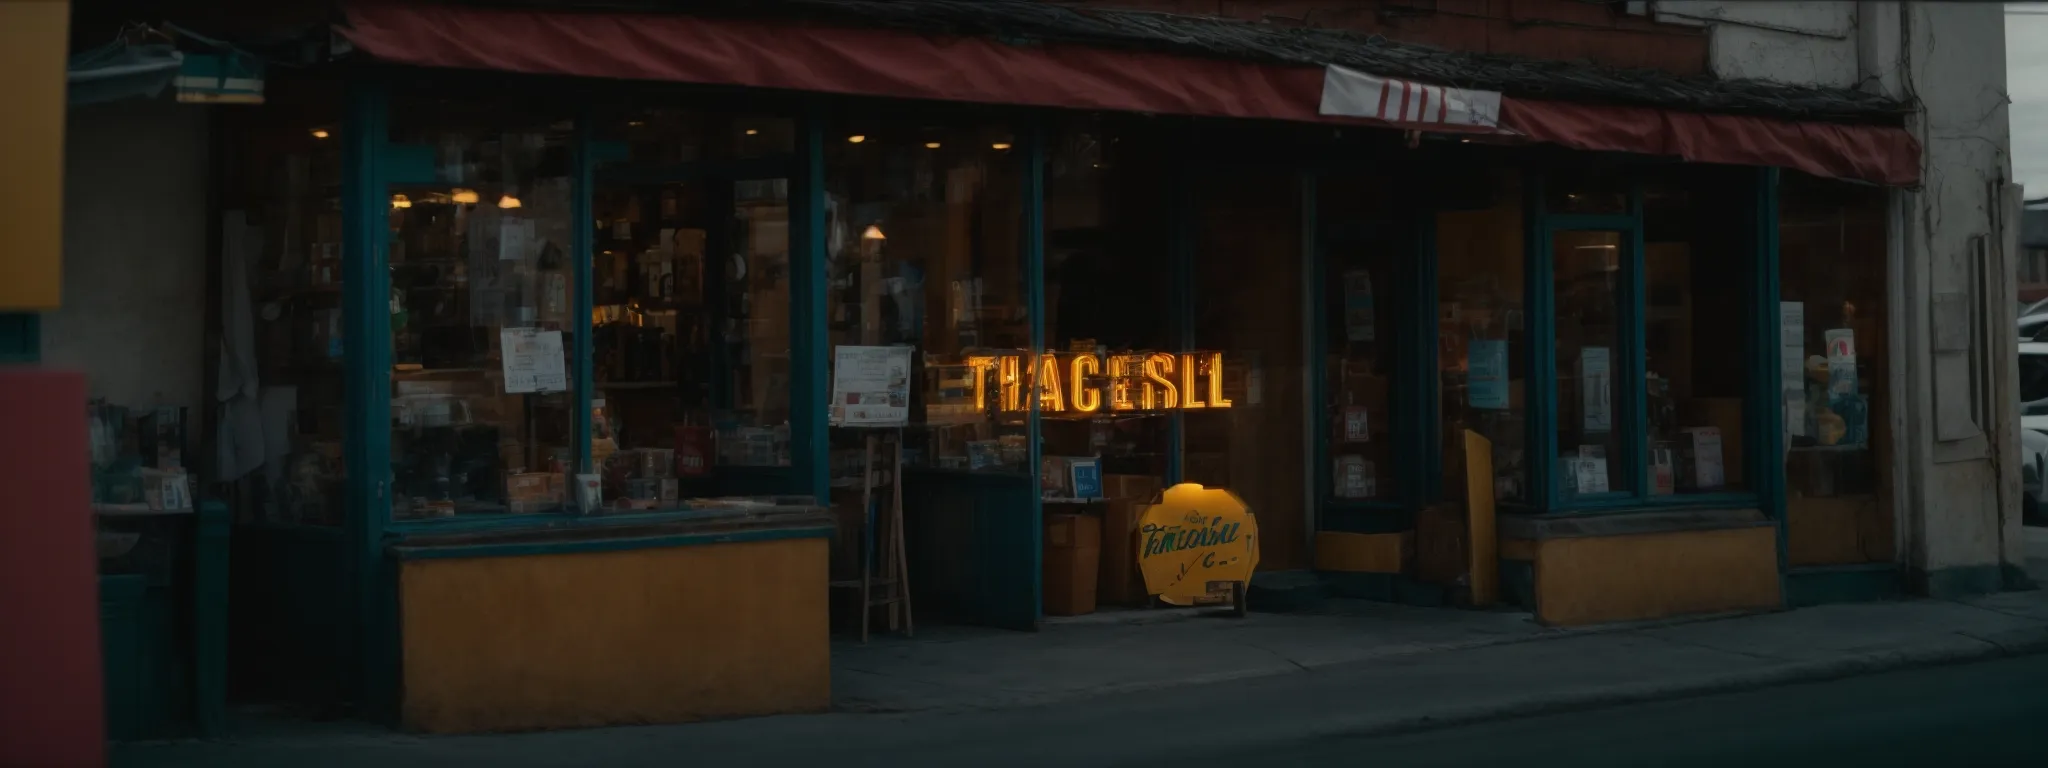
top-left (398, 538), bottom-right (829, 733)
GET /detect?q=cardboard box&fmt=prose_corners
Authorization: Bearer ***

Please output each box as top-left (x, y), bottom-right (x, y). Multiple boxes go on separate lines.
top-left (1098, 500), bottom-right (1149, 606)
top-left (1102, 473), bottom-right (1162, 502)
top-left (1044, 514), bottom-right (1101, 616)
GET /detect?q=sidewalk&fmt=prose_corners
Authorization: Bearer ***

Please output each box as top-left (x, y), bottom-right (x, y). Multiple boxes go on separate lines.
top-left (116, 590), bottom-right (2048, 768)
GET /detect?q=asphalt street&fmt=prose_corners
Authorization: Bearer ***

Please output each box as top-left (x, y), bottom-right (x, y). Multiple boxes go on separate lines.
top-left (1211, 654), bottom-right (2048, 768)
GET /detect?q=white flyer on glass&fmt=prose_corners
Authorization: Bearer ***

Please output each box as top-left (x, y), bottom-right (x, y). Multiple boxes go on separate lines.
top-left (831, 345), bottom-right (913, 427)
top-left (1580, 346), bottom-right (1612, 433)
top-left (500, 328), bottom-right (567, 394)
top-left (1780, 302), bottom-right (1807, 437)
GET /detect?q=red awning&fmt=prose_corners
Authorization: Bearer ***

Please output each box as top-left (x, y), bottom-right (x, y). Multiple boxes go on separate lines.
top-left (338, 2), bottom-right (1919, 186)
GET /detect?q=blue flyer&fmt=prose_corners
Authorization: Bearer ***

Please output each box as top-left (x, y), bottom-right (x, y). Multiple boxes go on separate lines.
top-left (1468, 339), bottom-right (1509, 410)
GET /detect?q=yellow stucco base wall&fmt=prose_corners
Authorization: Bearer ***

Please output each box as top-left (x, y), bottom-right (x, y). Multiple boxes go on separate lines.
top-left (1528, 527), bottom-right (1781, 627)
top-left (398, 538), bottom-right (830, 734)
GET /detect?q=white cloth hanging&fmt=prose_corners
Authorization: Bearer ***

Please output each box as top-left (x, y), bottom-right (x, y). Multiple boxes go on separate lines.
top-left (214, 212), bottom-right (266, 480)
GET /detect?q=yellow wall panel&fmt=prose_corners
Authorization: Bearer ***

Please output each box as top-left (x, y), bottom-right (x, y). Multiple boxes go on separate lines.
top-left (1532, 527), bottom-right (1780, 626)
top-left (399, 539), bottom-right (830, 733)
top-left (0, 1), bottom-right (70, 309)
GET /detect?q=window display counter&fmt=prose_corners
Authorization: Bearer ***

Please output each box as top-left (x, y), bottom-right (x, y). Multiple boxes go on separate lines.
top-left (386, 499), bottom-right (834, 733)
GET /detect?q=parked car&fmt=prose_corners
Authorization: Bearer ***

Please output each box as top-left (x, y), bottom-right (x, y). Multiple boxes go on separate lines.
top-left (2022, 342), bottom-right (2048, 523)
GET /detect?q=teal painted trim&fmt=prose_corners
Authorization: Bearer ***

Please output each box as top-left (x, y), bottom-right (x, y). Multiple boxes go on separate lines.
top-left (387, 505), bottom-right (842, 539)
top-left (1754, 168), bottom-right (1789, 583)
top-left (390, 525), bottom-right (835, 562)
top-left (1525, 176), bottom-right (1557, 508)
top-left (572, 107), bottom-right (596, 479)
top-left (1623, 186), bottom-right (1649, 499)
top-left (379, 143), bottom-right (437, 185)
top-left (0, 312), bottom-right (40, 363)
top-left (1024, 117), bottom-right (1047, 624)
top-left (790, 102), bottom-right (830, 501)
top-left (340, 75), bottom-right (396, 723)
top-left (1786, 564), bottom-right (1901, 607)
top-left (1540, 493), bottom-right (1762, 515)
top-left (191, 501), bottom-right (230, 737)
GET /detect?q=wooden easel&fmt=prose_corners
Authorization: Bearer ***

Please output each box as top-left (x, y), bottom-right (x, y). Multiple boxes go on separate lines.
top-left (831, 430), bottom-right (912, 642)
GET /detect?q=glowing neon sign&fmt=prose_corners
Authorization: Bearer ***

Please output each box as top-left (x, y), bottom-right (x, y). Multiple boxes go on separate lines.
top-left (964, 352), bottom-right (1233, 413)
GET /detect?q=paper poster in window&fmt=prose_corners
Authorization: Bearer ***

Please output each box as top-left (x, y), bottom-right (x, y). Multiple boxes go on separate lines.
top-left (1825, 328), bottom-right (1857, 397)
top-left (1580, 346), bottom-right (1612, 433)
top-left (1780, 302), bottom-right (1807, 437)
top-left (1342, 406), bottom-right (1371, 442)
top-left (1468, 339), bottom-right (1509, 410)
top-left (830, 345), bottom-right (913, 427)
top-left (499, 328), bottom-right (568, 394)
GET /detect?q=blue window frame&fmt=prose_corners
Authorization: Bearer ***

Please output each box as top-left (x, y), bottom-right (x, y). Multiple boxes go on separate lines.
top-left (1523, 164), bottom-right (1773, 514)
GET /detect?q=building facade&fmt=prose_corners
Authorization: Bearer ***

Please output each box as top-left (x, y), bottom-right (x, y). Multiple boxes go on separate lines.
top-left (23, 0), bottom-right (2026, 735)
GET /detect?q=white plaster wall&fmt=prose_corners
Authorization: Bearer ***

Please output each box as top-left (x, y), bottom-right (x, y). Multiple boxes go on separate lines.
top-left (1653, 2), bottom-right (2024, 582)
top-left (43, 98), bottom-right (211, 418)
top-left (1653, 1), bottom-right (1860, 87)
top-left (1861, 2), bottom-right (2022, 581)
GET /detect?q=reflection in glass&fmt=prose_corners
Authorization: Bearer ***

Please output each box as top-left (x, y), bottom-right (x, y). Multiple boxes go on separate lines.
top-left (1320, 175), bottom-right (1400, 502)
top-left (1780, 172), bottom-right (1892, 564)
top-left (1643, 168), bottom-right (1751, 494)
top-left (589, 108), bottom-right (795, 511)
top-left (1553, 230), bottom-right (1624, 497)
top-left (1438, 171), bottom-right (1526, 504)
top-left (1040, 116), bottom-right (1173, 494)
top-left (824, 116), bottom-right (1025, 474)
top-left (386, 102), bottom-right (577, 519)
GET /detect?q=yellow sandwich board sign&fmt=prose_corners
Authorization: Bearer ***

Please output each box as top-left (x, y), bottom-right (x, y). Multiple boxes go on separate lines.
top-left (1137, 483), bottom-right (1259, 610)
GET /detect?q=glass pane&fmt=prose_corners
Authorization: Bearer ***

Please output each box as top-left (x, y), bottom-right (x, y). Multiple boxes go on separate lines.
top-left (1188, 165), bottom-right (1307, 569)
top-left (1780, 172), bottom-right (1892, 564)
top-left (1040, 115), bottom-right (1173, 499)
top-left (386, 98), bottom-right (578, 519)
top-left (825, 115), bottom-right (1027, 474)
top-left (1554, 230), bottom-right (1624, 497)
top-left (233, 74), bottom-right (346, 525)
top-left (1546, 166), bottom-right (1629, 216)
top-left (589, 106), bottom-right (795, 511)
top-left (1439, 170), bottom-right (1527, 504)
top-left (1321, 175), bottom-right (1400, 502)
top-left (1643, 168), bottom-right (1751, 494)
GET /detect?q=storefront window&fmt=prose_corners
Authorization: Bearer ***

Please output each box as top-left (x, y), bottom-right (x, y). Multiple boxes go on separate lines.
top-left (824, 111), bottom-right (1026, 473)
top-left (588, 106), bottom-right (796, 509)
top-left (1439, 170), bottom-right (1527, 504)
top-left (1780, 172), bottom-right (1892, 564)
top-left (385, 96), bottom-right (578, 519)
top-left (1189, 163), bottom-right (1307, 569)
top-left (1643, 167), bottom-right (1753, 495)
top-left (1320, 175), bottom-right (1400, 502)
top-left (231, 75), bottom-right (346, 525)
top-left (1553, 229), bottom-right (1627, 497)
top-left (1039, 116), bottom-right (1174, 495)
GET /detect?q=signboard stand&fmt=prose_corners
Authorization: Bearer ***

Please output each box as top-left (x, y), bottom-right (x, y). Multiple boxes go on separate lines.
top-left (827, 346), bottom-right (915, 642)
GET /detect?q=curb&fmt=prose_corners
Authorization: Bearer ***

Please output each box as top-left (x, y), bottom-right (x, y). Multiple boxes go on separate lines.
top-left (1280, 625), bottom-right (2048, 744)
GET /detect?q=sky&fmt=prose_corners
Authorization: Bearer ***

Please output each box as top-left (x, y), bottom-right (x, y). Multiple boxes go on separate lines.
top-left (2011, 5), bottom-right (2048, 195)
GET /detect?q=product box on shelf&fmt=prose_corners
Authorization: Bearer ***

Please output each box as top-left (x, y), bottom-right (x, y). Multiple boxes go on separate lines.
top-left (1044, 513), bottom-right (1102, 616)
